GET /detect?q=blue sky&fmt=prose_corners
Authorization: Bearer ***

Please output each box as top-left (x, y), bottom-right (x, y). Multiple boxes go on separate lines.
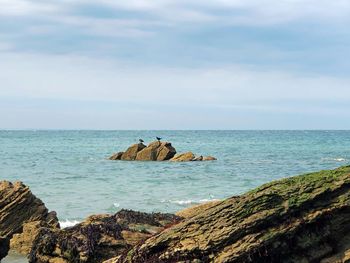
top-left (0, 0), bottom-right (349, 129)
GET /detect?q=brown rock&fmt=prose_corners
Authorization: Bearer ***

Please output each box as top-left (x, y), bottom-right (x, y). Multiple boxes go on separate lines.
top-left (29, 210), bottom-right (182, 263)
top-left (170, 152), bottom-right (195, 162)
top-left (135, 142), bottom-right (159, 161)
top-left (0, 181), bottom-right (59, 258)
top-left (135, 141), bottom-right (176, 161)
top-left (175, 200), bottom-right (223, 219)
top-left (155, 142), bottom-right (176, 161)
top-left (203, 156), bottom-right (217, 161)
top-left (192, 155), bottom-right (203, 161)
top-left (117, 166), bottom-right (350, 263)
top-left (10, 214), bottom-right (59, 255)
top-left (121, 143), bottom-right (146, 161)
top-left (108, 152), bottom-right (124, 160)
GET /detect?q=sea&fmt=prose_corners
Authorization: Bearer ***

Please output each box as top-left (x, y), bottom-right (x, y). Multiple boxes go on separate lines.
top-left (1, 130), bottom-right (350, 262)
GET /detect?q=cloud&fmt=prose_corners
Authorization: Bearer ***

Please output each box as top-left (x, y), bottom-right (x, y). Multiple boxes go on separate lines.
top-left (0, 0), bottom-right (61, 16)
top-left (0, 51), bottom-right (349, 105)
top-left (1, 0), bottom-right (350, 25)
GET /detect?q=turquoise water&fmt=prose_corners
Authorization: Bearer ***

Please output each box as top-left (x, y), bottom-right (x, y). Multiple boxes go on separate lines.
top-left (1, 130), bottom-right (350, 262)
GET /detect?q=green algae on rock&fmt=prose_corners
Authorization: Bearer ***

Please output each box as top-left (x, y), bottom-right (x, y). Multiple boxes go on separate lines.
top-left (116, 166), bottom-right (350, 263)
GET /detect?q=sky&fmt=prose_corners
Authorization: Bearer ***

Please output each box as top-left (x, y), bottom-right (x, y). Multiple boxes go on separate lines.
top-left (0, 0), bottom-right (349, 129)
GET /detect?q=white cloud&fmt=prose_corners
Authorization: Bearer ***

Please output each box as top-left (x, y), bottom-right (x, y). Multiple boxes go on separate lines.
top-left (1, 0), bottom-right (349, 25)
top-left (0, 0), bottom-right (61, 15)
top-left (0, 52), bottom-right (349, 105)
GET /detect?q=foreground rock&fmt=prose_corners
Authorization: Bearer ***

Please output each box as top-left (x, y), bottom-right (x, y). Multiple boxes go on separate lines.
top-left (109, 140), bottom-right (216, 162)
top-left (0, 181), bottom-right (59, 260)
top-left (116, 166), bottom-right (350, 263)
top-left (29, 210), bottom-right (182, 263)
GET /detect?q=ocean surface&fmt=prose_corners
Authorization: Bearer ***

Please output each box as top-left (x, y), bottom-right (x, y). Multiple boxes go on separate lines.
top-left (1, 130), bottom-right (350, 262)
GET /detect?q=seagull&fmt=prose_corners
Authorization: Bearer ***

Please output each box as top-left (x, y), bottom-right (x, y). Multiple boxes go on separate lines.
top-left (156, 137), bottom-right (162, 141)
top-left (139, 139), bottom-right (144, 143)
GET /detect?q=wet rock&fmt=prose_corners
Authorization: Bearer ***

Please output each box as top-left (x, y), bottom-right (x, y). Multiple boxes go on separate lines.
top-left (192, 155), bottom-right (203, 161)
top-left (30, 210), bottom-right (182, 263)
top-left (203, 156), bottom-right (217, 161)
top-left (0, 181), bottom-right (59, 257)
top-left (121, 143), bottom-right (146, 161)
top-left (109, 141), bottom-right (217, 162)
top-left (117, 166), bottom-right (350, 263)
top-left (170, 152), bottom-right (195, 162)
top-left (108, 152), bottom-right (124, 160)
top-left (0, 237), bottom-right (9, 261)
top-left (10, 214), bottom-right (59, 255)
top-left (135, 141), bottom-right (176, 161)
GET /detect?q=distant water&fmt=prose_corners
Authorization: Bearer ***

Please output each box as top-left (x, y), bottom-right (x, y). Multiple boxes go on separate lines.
top-left (1, 130), bottom-right (350, 262)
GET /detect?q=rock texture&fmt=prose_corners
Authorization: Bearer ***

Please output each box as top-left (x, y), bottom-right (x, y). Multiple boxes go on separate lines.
top-left (0, 181), bottom-right (59, 259)
top-left (117, 166), bottom-right (350, 263)
top-left (10, 215), bottom-right (59, 255)
top-left (175, 200), bottom-right (223, 219)
top-left (29, 210), bottom-right (182, 263)
top-left (121, 143), bottom-right (146, 160)
top-left (108, 152), bottom-right (124, 160)
top-left (135, 141), bottom-right (176, 161)
top-left (203, 156), bottom-right (217, 161)
top-left (170, 152), bottom-right (195, 162)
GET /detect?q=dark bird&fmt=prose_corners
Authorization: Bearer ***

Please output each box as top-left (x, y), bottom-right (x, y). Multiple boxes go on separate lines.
top-left (156, 137), bottom-right (162, 141)
top-left (139, 139), bottom-right (144, 143)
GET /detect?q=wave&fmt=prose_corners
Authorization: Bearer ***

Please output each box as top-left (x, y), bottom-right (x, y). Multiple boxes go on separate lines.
top-left (322, 157), bottom-right (347, 162)
top-left (59, 219), bottom-right (80, 228)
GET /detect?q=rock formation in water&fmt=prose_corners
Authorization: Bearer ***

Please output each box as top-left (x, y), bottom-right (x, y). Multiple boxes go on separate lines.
top-left (115, 166), bottom-right (350, 263)
top-left (0, 181), bottom-right (59, 260)
top-left (29, 210), bottom-right (182, 263)
top-left (109, 141), bottom-right (216, 162)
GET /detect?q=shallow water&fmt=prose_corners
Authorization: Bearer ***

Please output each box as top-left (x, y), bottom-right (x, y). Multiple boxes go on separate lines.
top-left (1, 130), bottom-right (350, 262)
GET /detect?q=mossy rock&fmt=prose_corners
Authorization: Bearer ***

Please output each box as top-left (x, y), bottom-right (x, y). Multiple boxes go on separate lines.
top-left (118, 166), bottom-right (350, 263)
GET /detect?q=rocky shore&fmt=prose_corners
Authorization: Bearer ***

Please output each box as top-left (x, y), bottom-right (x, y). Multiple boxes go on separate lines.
top-left (109, 141), bottom-right (216, 162)
top-left (2, 166), bottom-right (350, 262)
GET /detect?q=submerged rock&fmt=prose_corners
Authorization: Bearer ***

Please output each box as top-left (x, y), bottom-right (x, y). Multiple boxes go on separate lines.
top-left (29, 210), bottom-right (182, 263)
top-left (117, 166), bottom-right (350, 263)
top-left (203, 156), bottom-right (217, 161)
top-left (170, 152), bottom-right (195, 162)
top-left (0, 181), bottom-right (59, 259)
top-left (108, 152), bottom-right (124, 160)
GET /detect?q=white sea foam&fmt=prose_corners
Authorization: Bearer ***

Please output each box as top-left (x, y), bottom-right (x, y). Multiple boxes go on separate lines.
top-left (322, 157), bottom-right (347, 162)
top-left (59, 219), bottom-right (80, 228)
top-left (113, 202), bottom-right (120, 208)
top-left (334, 158), bottom-right (346, 162)
top-left (199, 198), bottom-right (221, 203)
